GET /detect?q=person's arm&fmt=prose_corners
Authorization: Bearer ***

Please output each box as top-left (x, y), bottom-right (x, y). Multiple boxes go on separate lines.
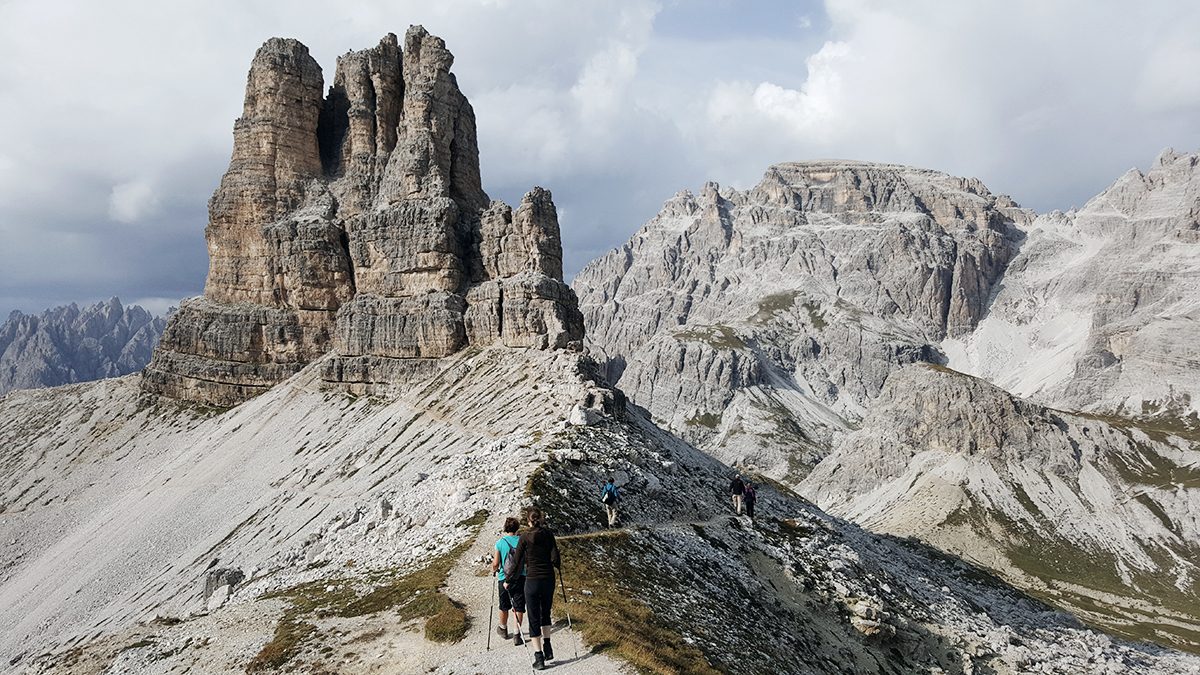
top-left (506, 535), bottom-right (527, 587)
top-left (550, 532), bottom-right (561, 570)
top-left (491, 546), bottom-right (501, 575)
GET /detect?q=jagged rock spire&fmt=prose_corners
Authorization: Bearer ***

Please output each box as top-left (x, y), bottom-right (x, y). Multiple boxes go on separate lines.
top-left (143, 26), bottom-right (583, 405)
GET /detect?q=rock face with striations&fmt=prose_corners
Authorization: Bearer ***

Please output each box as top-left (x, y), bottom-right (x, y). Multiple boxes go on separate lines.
top-left (803, 363), bottom-right (1200, 648)
top-left (943, 148), bottom-right (1200, 417)
top-left (0, 298), bottom-right (165, 395)
top-left (573, 161), bottom-right (1029, 478)
top-left (143, 28), bottom-right (583, 405)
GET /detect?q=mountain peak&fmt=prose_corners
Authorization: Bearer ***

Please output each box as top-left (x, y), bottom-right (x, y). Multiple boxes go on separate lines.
top-left (142, 28), bottom-right (583, 407)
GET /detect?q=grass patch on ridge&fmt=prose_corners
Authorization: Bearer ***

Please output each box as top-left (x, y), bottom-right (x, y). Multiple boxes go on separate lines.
top-left (245, 509), bottom-right (487, 671)
top-left (558, 531), bottom-right (720, 675)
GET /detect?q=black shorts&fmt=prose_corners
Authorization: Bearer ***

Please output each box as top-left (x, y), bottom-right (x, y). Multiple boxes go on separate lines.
top-left (499, 575), bottom-right (526, 613)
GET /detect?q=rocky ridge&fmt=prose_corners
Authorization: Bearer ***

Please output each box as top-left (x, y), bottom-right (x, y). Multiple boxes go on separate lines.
top-left (143, 28), bottom-right (582, 406)
top-left (944, 148), bottom-right (1200, 417)
top-left (803, 363), bottom-right (1200, 650)
top-left (574, 160), bottom-right (1030, 478)
top-left (0, 298), bottom-right (165, 396)
top-left (3, 351), bottom-right (1198, 674)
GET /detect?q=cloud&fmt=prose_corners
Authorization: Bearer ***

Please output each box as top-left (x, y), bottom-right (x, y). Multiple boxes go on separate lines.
top-left (1137, 38), bottom-right (1200, 112)
top-left (108, 179), bottom-right (160, 223)
top-left (1, 0), bottom-right (1198, 316)
top-left (691, 0), bottom-right (1200, 208)
top-left (748, 40), bottom-right (850, 138)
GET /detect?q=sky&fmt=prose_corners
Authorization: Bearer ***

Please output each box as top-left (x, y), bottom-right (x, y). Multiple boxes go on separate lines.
top-left (1, 0), bottom-right (1199, 317)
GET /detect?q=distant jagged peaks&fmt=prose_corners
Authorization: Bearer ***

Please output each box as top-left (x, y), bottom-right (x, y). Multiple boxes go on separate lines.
top-left (0, 298), bottom-right (166, 395)
top-left (573, 159), bottom-right (1030, 477)
top-left (143, 26), bottom-right (583, 406)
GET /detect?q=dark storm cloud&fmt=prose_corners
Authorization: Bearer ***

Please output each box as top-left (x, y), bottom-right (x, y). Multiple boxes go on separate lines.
top-left (1, 0), bottom-right (1198, 315)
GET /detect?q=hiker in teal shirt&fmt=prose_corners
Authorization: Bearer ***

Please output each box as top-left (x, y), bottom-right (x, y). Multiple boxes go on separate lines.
top-left (491, 517), bottom-right (527, 645)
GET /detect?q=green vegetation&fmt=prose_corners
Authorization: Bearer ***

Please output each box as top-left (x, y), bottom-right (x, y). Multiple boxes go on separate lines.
top-left (936, 497), bottom-right (1200, 653)
top-left (246, 509), bottom-right (487, 671)
top-left (1072, 413), bottom-right (1200, 488)
top-left (802, 301), bottom-right (827, 330)
top-left (685, 412), bottom-right (722, 429)
top-left (1077, 409), bottom-right (1200, 448)
top-left (559, 531), bottom-right (720, 675)
top-left (672, 324), bottom-right (746, 350)
top-left (749, 291), bottom-right (800, 324)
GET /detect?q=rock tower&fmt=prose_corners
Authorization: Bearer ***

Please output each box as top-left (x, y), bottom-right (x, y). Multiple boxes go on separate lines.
top-left (143, 28), bottom-right (584, 405)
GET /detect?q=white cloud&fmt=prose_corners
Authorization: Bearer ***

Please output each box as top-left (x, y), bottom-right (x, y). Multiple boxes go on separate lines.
top-left (692, 0), bottom-right (1200, 207)
top-left (108, 180), bottom-right (160, 223)
top-left (1137, 38), bottom-right (1200, 112)
top-left (1, 0), bottom-right (1199, 312)
top-left (749, 40), bottom-right (850, 139)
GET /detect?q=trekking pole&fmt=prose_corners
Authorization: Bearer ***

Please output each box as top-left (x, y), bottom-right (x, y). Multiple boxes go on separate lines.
top-left (558, 574), bottom-right (579, 659)
top-left (488, 572), bottom-right (495, 651)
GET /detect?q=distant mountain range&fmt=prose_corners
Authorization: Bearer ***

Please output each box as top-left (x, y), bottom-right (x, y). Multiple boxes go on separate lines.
top-left (0, 298), bottom-right (167, 396)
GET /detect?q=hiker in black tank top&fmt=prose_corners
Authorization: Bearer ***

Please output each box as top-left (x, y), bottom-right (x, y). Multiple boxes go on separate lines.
top-left (504, 507), bottom-right (560, 669)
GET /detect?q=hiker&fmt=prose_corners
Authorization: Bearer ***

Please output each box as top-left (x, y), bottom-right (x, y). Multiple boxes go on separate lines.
top-left (730, 473), bottom-right (746, 514)
top-left (744, 481), bottom-right (757, 520)
top-left (505, 506), bottom-right (561, 670)
top-left (491, 517), bottom-right (526, 646)
top-left (601, 477), bottom-right (621, 527)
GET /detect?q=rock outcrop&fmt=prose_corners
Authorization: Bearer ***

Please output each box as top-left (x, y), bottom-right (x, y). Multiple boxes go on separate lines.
top-left (143, 28), bottom-right (582, 405)
top-left (803, 363), bottom-right (1200, 648)
top-left (943, 148), bottom-right (1200, 418)
top-left (573, 161), bottom-right (1029, 478)
top-left (0, 298), bottom-right (165, 395)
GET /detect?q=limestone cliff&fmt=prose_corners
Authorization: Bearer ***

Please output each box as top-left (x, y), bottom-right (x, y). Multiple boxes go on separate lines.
top-left (803, 363), bottom-right (1200, 648)
top-left (143, 28), bottom-right (582, 406)
top-left (943, 148), bottom-right (1200, 418)
top-left (573, 161), bottom-right (1029, 478)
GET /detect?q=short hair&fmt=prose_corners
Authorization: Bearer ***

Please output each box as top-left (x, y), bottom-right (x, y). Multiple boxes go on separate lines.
top-left (606, 477), bottom-right (614, 483)
top-left (503, 517), bottom-right (520, 533)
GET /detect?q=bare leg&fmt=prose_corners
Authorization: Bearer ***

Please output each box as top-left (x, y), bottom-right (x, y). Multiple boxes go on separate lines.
top-left (499, 609), bottom-right (509, 628)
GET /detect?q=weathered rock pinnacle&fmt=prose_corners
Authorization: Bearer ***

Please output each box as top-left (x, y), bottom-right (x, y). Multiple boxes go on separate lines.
top-left (143, 26), bottom-right (583, 405)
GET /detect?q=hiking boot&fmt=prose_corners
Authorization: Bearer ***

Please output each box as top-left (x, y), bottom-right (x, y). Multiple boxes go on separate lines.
top-left (513, 631), bottom-right (524, 646)
top-left (495, 625), bottom-right (509, 640)
top-left (532, 651), bottom-right (546, 670)
top-left (543, 637), bottom-right (554, 660)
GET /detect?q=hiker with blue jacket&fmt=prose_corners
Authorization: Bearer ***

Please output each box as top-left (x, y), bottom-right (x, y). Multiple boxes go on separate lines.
top-left (491, 517), bottom-right (526, 646)
top-left (601, 477), bottom-right (621, 527)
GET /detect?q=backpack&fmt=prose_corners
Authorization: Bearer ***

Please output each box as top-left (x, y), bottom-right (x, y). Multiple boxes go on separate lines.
top-left (602, 483), bottom-right (618, 504)
top-left (500, 537), bottom-right (521, 579)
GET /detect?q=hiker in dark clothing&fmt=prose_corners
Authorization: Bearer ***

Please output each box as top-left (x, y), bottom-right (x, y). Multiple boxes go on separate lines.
top-left (505, 506), bottom-right (561, 670)
top-left (743, 481), bottom-right (757, 520)
top-left (730, 474), bottom-right (746, 514)
top-left (601, 477), bottom-right (621, 527)
top-left (491, 517), bottom-right (526, 645)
